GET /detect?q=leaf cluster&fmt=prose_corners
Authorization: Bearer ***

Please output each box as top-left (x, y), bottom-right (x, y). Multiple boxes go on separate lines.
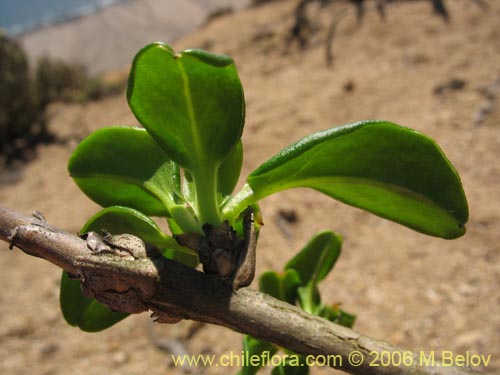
top-left (0, 32), bottom-right (120, 167)
top-left (61, 42), bottom-right (468, 331)
top-left (240, 231), bottom-right (354, 375)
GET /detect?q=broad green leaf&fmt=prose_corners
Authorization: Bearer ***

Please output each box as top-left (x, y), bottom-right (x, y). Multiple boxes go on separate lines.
top-left (127, 42), bottom-right (244, 225)
top-left (80, 206), bottom-right (169, 244)
top-left (79, 206), bottom-right (199, 267)
top-left (285, 231), bottom-right (341, 287)
top-left (69, 126), bottom-right (180, 217)
top-left (259, 270), bottom-right (301, 305)
top-left (127, 42), bottom-right (244, 173)
top-left (60, 206), bottom-right (198, 332)
top-left (60, 272), bottom-right (128, 332)
top-left (247, 121), bottom-right (468, 239)
top-left (60, 271), bottom-right (93, 327)
top-left (77, 302), bottom-right (130, 332)
top-left (238, 335), bottom-right (278, 375)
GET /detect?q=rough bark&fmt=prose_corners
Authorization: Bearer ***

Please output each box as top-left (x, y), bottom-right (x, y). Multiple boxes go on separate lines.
top-left (0, 206), bottom-right (475, 375)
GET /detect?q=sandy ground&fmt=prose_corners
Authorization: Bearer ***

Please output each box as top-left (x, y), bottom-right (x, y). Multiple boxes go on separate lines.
top-left (1, 0), bottom-right (499, 374)
top-left (18, 0), bottom-right (249, 74)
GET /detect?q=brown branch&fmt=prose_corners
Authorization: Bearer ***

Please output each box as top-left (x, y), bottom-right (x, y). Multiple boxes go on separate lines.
top-left (0, 206), bottom-right (475, 375)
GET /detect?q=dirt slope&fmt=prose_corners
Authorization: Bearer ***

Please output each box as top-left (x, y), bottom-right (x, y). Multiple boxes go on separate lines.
top-left (18, 0), bottom-right (249, 74)
top-left (1, 1), bottom-right (499, 374)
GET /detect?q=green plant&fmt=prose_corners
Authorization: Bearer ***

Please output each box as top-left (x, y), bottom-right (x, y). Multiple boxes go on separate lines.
top-left (60, 42), bottom-right (468, 336)
top-left (35, 57), bottom-right (125, 104)
top-left (239, 230), bottom-right (354, 375)
top-left (0, 32), bottom-right (46, 163)
top-left (0, 32), bottom-right (118, 166)
top-left (35, 57), bottom-right (88, 108)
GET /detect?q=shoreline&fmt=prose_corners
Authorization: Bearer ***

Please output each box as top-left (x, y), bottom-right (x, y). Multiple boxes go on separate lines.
top-left (17, 0), bottom-right (249, 75)
top-left (8, 0), bottom-right (131, 38)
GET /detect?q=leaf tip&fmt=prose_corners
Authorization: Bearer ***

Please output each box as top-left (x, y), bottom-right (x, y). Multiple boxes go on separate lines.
top-left (181, 48), bottom-right (235, 68)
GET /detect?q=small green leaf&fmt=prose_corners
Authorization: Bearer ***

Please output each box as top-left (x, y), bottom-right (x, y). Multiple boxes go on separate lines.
top-left (59, 271), bottom-right (92, 327)
top-left (60, 206), bottom-right (198, 332)
top-left (127, 43), bottom-right (245, 225)
top-left (69, 126), bottom-right (180, 217)
top-left (60, 272), bottom-right (128, 332)
top-left (238, 336), bottom-right (278, 375)
top-left (285, 231), bottom-right (341, 287)
top-left (319, 305), bottom-right (356, 328)
top-left (246, 121), bottom-right (468, 239)
top-left (230, 203), bottom-right (262, 237)
top-left (218, 140), bottom-right (243, 200)
top-left (296, 284), bottom-right (321, 315)
top-left (337, 309), bottom-right (356, 328)
top-left (258, 271), bottom-right (282, 299)
top-left (259, 270), bottom-right (301, 305)
top-left (78, 299), bottom-right (129, 332)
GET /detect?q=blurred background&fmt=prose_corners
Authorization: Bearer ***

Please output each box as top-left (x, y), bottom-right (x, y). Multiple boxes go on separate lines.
top-left (1, 1), bottom-right (499, 374)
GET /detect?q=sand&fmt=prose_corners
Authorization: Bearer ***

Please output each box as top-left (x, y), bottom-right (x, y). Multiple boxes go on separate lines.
top-left (18, 0), bottom-right (249, 74)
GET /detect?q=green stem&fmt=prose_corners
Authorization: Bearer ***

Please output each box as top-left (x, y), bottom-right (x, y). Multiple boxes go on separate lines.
top-left (193, 168), bottom-right (221, 226)
top-left (298, 284), bottom-right (318, 315)
top-left (158, 234), bottom-right (198, 255)
top-left (170, 205), bottom-right (202, 234)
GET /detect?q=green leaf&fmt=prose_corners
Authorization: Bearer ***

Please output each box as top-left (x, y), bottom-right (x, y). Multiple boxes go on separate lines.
top-left (79, 206), bottom-right (199, 267)
top-left (246, 121), bottom-right (468, 239)
top-left (77, 303), bottom-right (129, 332)
top-left (218, 140), bottom-right (243, 200)
top-left (285, 231), bottom-right (341, 287)
top-left (259, 231), bottom-right (342, 314)
top-left (60, 271), bottom-right (92, 327)
top-left (69, 126), bottom-right (180, 217)
top-left (60, 206), bottom-right (198, 332)
top-left (319, 305), bottom-right (356, 328)
top-left (127, 43), bottom-right (245, 225)
top-left (296, 284), bottom-right (321, 315)
top-left (259, 270), bottom-right (301, 305)
top-left (80, 206), bottom-right (167, 244)
top-left (127, 42), bottom-right (244, 171)
top-left (337, 309), bottom-right (356, 328)
top-left (60, 272), bottom-right (128, 332)
top-left (238, 336), bottom-right (278, 375)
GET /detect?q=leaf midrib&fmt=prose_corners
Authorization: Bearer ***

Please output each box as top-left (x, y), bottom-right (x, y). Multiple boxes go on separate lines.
top-left (177, 57), bottom-right (203, 169)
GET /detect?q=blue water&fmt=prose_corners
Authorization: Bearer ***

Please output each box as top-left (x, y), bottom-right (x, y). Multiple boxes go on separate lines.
top-left (0, 0), bottom-right (130, 36)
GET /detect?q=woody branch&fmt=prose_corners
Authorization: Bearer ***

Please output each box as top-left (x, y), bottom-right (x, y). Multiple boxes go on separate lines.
top-left (0, 206), bottom-right (473, 375)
